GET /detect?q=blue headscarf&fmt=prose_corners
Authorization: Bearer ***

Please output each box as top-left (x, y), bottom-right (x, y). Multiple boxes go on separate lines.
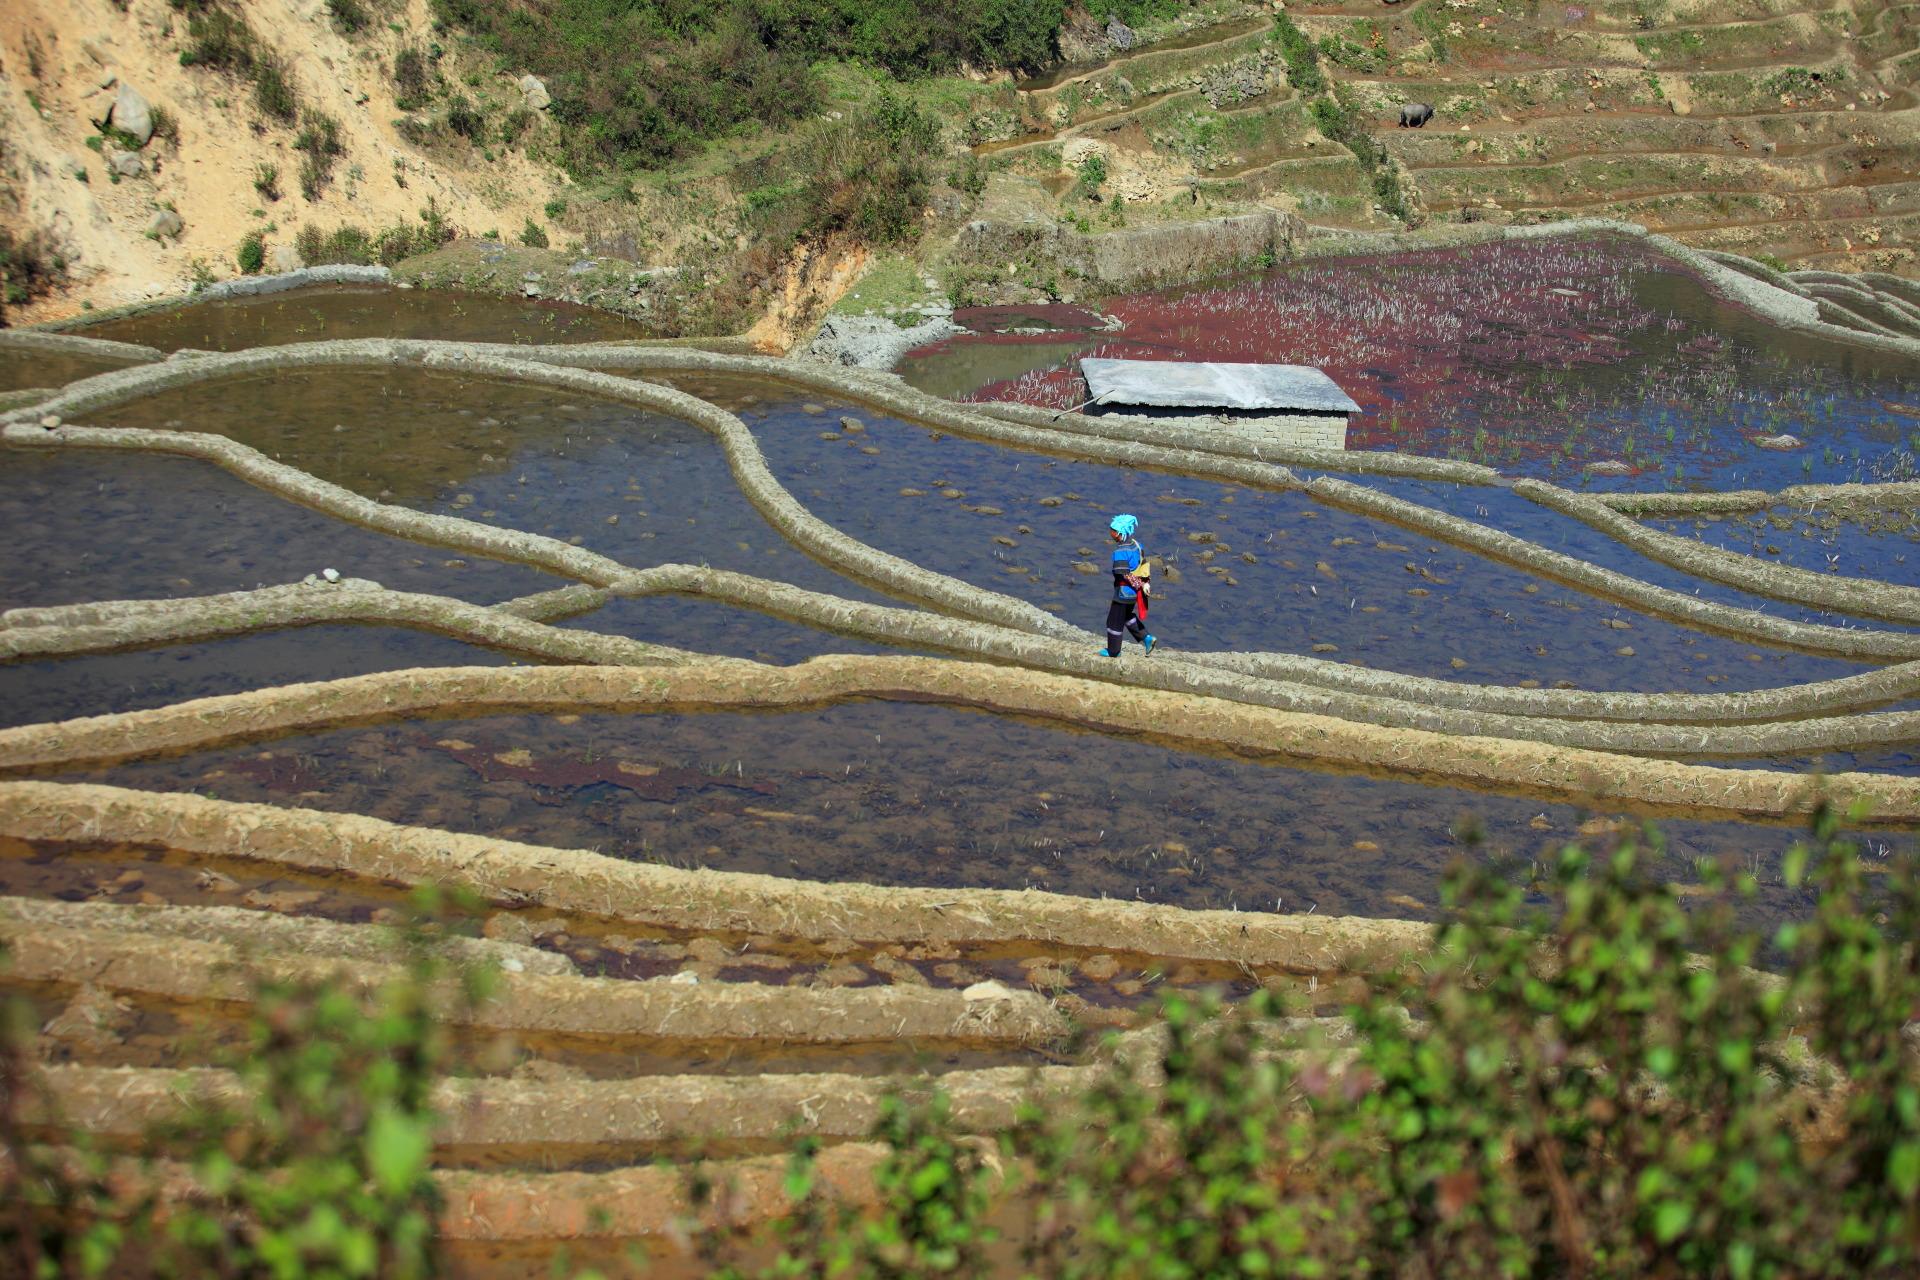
top-left (1109, 513), bottom-right (1138, 540)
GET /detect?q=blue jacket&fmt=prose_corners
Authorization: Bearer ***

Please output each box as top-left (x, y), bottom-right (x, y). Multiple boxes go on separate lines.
top-left (1111, 538), bottom-right (1146, 602)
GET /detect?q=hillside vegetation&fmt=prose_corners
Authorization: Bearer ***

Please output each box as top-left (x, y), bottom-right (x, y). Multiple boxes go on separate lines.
top-left (0, 0), bottom-right (1912, 334)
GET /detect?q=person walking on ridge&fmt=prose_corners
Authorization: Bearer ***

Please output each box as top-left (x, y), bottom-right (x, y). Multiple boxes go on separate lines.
top-left (1102, 513), bottom-right (1156, 658)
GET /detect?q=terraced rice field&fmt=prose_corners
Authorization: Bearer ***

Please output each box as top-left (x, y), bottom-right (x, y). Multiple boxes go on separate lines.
top-left (1, 223), bottom-right (1916, 1268)
top-left (969, 0), bottom-right (1920, 273)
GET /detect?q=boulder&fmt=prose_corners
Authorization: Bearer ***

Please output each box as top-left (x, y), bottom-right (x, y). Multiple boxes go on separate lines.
top-left (109, 82), bottom-right (154, 145)
top-left (269, 244), bottom-right (304, 272)
top-left (107, 148), bottom-right (145, 178)
top-left (1106, 17), bottom-right (1136, 50)
top-left (145, 208), bottom-right (183, 238)
top-left (517, 73), bottom-right (551, 111)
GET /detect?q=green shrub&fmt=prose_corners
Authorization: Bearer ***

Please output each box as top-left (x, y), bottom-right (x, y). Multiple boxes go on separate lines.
top-left (948, 153), bottom-right (988, 199)
top-left (252, 54), bottom-right (299, 122)
top-left (518, 218), bottom-right (549, 249)
top-left (170, 0), bottom-right (300, 123)
top-left (295, 222), bottom-right (374, 265)
top-left (497, 106), bottom-right (535, 146)
top-left (1072, 151), bottom-right (1107, 202)
top-left (172, 0), bottom-right (254, 73)
top-left (294, 111), bottom-right (345, 198)
top-left (1272, 12), bottom-right (1326, 95)
top-left (739, 814), bottom-right (1920, 1277)
top-left (325, 0), bottom-right (369, 35)
top-left (0, 226), bottom-right (66, 323)
top-left (426, 0), bottom-right (1071, 176)
top-left (807, 89), bottom-right (943, 246)
top-left (444, 94), bottom-right (484, 141)
top-left (146, 104), bottom-right (179, 144)
top-left (236, 230), bottom-right (266, 274)
top-left (253, 161), bottom-right (280, 201)
top-left (0, 887), bottom-right (491, 1278)
top-left (543, 197), bottom-right (567, 220)
top-left (392, 47), bottom-right (432, 110)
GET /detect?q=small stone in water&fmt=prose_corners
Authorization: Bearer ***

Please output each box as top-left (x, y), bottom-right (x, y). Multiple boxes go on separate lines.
top-left (1614, 645), bottom-right (1636, 657)
top-left (940, 488), bottom-right (965, 499)
top-left (1450, 657), bottom-right (1467, 669)
top-left (839, 417), bottom-right (864, 432)
top-left (801, 403), bottom-right (825, 414)
top-left (860, 446), bottom-right (881, 455)
top-left (818, 431), bottom-right (842, 440)
top-left (899, 488), bottom-right (926, 496)
top-left (1312, 643), bottom-right (1338, 653)
top-left (606, 514), bottom-right (619, 525)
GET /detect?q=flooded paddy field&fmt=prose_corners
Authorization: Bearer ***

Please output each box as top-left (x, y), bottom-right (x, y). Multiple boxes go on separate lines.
top-left (4, 232), bottom-right (1918, 1247)
top-left (901, 234), bottom-right (1920, 491)
top-left (69, 283), bottom-right (652, 352)
top-left (1358, 475), bottom-right (1920, 633)
top-left (0, 347), bottom-right (140, 394)
top-left (4, 228), bottom-right (1916, 980)
top-left (743, 393), bottom-right (1870, 690)
top-left (0, 451), bottom-right (559, 609)
top-left (66, 367), bottom-right (899, 607)
top-left (1643, 504), bottom-right (1920, 587)
top-left (54, 702), bottom-right (1895, 931)
top-left (0, 628), bottom-right (513, 730)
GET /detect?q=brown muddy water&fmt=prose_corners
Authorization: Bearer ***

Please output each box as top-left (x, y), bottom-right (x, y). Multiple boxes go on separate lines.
top-left (60, 703), bottom-right (1911, 932)
top-left (0, 347), bottom-right (142, 394)
top-left (68, 283), bottom-right (652, 352)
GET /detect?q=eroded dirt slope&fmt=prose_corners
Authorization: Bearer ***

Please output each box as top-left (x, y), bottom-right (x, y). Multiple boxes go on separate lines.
top-left (0, 0), bottom-right (563, 319)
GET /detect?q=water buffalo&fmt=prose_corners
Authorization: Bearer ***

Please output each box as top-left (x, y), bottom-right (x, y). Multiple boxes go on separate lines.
top-left (1398, 102), bottom-right (1434, 128)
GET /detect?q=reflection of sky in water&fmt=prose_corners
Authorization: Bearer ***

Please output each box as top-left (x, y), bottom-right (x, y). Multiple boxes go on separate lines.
top-left (748, 395), bottom-right (1869, 691)
top-left (0, 451), bottom-right (558, 609)
top-left (72, 703), bottom-right (1915, 928)
top-left (900, 235), bottom-right (1920, 492)
top-left (1644, 505), bottom-right (1920, 591)
top-left (1358, 476), bottom-right (1920, 635)
top-left (7, 285), bottom-right (1904, 921)
top-left (73, 368), bottom-right (901, 609)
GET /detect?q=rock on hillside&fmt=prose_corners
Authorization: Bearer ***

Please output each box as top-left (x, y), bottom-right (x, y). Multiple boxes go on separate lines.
top-left (0, 0), bottom-right (567, 320)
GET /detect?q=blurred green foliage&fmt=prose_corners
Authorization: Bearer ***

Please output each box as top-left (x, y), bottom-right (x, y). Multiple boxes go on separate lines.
top-left (0, 886), bottom-right (492, 1279)
top-left (12, 815), bottom-right (1920, 1276)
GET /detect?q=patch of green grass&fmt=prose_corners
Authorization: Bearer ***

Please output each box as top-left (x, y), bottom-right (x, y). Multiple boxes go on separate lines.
top-left (831, 253), bottom-right (940, 319)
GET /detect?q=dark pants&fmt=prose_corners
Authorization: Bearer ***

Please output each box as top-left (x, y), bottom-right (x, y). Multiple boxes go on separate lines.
top-left (1105, 598), bottom-right (1147, 656)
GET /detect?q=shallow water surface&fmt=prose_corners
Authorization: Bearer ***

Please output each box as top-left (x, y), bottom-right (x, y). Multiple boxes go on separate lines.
top-left (70, 367), bottom-right (900, 608)
top-left (70, 703), bottom-right (1911, 927)
top-left (0, 628), bottom-right (514, 728)
top-left (0, 348), bottom-right (141, 394)
top-left (0, 450), bottom-right (558, 609)
top-left (746, 395), bottom-right (1869, 691)
top-left (73, 284), bottom-right (651, 352)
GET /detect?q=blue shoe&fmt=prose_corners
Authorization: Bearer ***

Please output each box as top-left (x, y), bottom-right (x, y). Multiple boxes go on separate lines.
top-left (1142, 634), bottom-right (1157, 655)
top-left (1097, 647), bottom-right (1117, 658)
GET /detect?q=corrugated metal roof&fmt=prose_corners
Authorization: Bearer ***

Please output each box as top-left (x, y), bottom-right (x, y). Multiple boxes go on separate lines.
top-left (1080, 357), bottom-right (1362, 414)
